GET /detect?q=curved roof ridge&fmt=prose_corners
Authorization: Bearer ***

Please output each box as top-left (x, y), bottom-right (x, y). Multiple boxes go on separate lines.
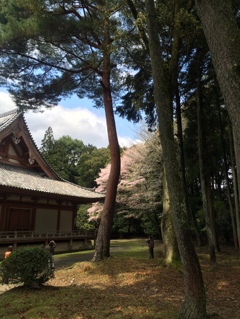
top-left (0, 162), bottom-right (105, 201)
top-left (0, 108), bottom-right (22, 131)
top-left (60, 177), bottom-right (102, 194)
top-left (21, 111), bottom-right (64, 180)
top-left (22, 111), bottom-right (98, 192)
top-left (0, 108), bottom-right (20, 118)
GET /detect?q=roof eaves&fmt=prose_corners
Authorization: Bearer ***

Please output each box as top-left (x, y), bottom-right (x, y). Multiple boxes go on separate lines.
top-left (22, 111), bottom-right (63, 180)
top-left (0, 109), bottom-right (22, 132)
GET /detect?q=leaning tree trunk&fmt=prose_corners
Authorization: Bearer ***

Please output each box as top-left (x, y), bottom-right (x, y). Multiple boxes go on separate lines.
top-left (92, 15), bottom-right (121, 261)
top-left (145, 1), bottom-right (206, 318)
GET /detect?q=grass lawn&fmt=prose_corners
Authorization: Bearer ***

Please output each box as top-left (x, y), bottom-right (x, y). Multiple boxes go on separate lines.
top-left (0, 239), bottom-right (239, 319)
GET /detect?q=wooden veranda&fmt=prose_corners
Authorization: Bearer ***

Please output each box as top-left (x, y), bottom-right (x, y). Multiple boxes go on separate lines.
top-left (0, 230), bottom-right (96, 256)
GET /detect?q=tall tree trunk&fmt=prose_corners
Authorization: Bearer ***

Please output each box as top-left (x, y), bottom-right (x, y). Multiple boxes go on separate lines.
top-left (217, 105), bottom-right (238, 249)
top-left (176, 86), bottom-right (202, 247)
top-left (196, 58), bottom-right (217, 264)
top-left (145, 1), bottom-right (206, 318)
top-left (228, 120), bottom-right (240, 249)
top-left (92, 16), bottom-right (121, 261)
top-left (232, 132), bottom-right (240, 248)
top-left (173, 0), bottom-right (202, 247)
top-left (127, 0), bottom-right (182, 262)
top-left (161, 167), bottom-right (180, 265)
top-left (195, 0), bottom-right (240, 145)
top-left (195, 1), bottom-right (240, 249)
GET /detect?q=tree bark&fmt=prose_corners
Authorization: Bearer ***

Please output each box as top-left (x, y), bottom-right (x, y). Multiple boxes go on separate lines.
top-left (92, 15), bottom-right (121, 261)
top-left (218, 105), bottom-right (238, 249)
top-left (145, 1), bottom-right (206, 318)
top-left (194, 1), bottom-right (240, 249)
top-left (176, 85), bottom-right (202, 246)
top-left (161, 167), bottom-right (180, 265)
top-left (232, 131), bottom-right (240, 248)
top-left (195, 0), bottom-right (240, 145)
top-left (196, 58), bottom-right (217, 264)
top-left (228, 120), bottom-right (240, 249)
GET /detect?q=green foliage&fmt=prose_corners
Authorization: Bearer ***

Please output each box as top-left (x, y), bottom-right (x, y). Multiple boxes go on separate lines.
top-left (40, 131), bottom-right (85, 182)
top-left (112, 211), bottom-right (144, 238)
top-left (39, 126), bottom-right (55, 157)
top-left (76, 147), bottom-right (110, 188)
top-left (76, 205), bottom-right (96, 232)
top-left (214, 200), bottom-right (232, 243)
top-left (0, 247), bottom-right (52, 287)
top-left (0, 0), bottom-right (125, 110)
top-left (39, 127), bottom-right (110, 187)
top-left (196, 200), bottom-right (232, 244)
top-left (0, 0), bottom-right (236, 249)
top-left (46, 136), bottom-right (85, 182)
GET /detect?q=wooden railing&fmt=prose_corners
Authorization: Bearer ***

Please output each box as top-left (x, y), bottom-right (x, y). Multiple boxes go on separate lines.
top-left (0, 230), bottom-right (95, 242)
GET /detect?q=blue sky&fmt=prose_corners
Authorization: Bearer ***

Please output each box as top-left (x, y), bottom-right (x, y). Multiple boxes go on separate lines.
top-left (0, 89), bottom-right (140, 148)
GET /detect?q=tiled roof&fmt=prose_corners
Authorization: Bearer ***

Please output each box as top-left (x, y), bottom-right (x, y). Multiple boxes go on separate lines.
top-left (0, 162), bottom-right (104, 201)
top-left (0, 109), bottom-right (21, 131)
top-left (0, 109), bottom-right (62, 179)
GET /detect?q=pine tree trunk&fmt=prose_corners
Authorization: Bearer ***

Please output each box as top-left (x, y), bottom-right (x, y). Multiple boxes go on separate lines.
top-left (161, 167), bottom-right (180, 265)
top-left (176, 86), bottom-right (202, 246)
top-left (218, 106), bottom-right (238, 249)
top-left (196, 60), bottom-right (217, 263)
top-left (232, 132), bottom-right (240, 248)
top-left (228, 121), bottom-right (240, 249)
top-left (195, 0), bottom-right (240, 249)
top-left (92, 16), bottom-right (120, 261)
top-left (145, 1), bottom-right (206, 317)
top-left (195, 0), bottom-right (240, 145)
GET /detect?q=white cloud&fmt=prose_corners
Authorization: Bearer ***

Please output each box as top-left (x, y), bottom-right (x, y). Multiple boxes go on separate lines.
top-left (25, 106), bottom-right (109, 148)
top-left (0, 91), bottom-right (16, 112)
top-left (0, 91), bottom-right (138, 149)
top-left (118, 136), bottom-right (142, 148)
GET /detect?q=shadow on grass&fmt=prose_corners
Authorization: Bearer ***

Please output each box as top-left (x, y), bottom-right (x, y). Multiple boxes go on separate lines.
top-left (0, 270), bottom-right (181, 319)
top-left (54, 250), bottom-right (94, 269)
top-left (2, 240), bottom-right (238, 319)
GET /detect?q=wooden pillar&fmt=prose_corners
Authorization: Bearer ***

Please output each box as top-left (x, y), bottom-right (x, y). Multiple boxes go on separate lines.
top-left (56, 200), bottom-right (62, 232)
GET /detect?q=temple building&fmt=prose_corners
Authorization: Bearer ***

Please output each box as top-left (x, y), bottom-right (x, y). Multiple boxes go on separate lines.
top-left (0, 109), bottom-right (104, 254)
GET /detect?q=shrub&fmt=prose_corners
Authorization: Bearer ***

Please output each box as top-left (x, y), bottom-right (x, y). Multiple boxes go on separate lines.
top-left (0, 247), bottom-right (53, 288)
